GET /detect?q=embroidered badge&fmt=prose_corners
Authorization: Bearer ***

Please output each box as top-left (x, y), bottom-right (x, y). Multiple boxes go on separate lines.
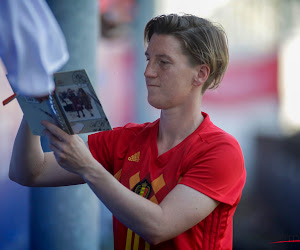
top-left (128, 151), bottom-right (140, 162)
top-left (133, 179), bottom-right (152, 199)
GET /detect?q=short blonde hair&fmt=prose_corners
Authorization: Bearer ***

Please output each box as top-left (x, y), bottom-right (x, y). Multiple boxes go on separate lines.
top-left (144, 14), bottom-right (229, 94)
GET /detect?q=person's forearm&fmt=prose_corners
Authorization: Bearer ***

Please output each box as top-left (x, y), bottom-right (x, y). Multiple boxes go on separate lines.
top-left (81, 162), bottom-right (165, 245)
top-left (9, 117), bottom-right (45, 185)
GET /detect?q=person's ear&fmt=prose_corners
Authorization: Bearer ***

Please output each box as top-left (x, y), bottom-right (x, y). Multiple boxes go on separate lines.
top-left (193, 64), bottom-right (210, 86)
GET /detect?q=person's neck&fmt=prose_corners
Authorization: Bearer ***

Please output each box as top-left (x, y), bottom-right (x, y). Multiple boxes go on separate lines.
top-left (157, 98), bottom-right (203, 156)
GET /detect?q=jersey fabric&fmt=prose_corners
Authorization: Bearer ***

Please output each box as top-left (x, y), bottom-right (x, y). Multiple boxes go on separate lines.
top-left (88, 112), bottom-right (246, 250)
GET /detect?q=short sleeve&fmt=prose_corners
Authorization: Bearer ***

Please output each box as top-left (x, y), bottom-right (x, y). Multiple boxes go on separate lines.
top-left (88, 123), bottom-right (149, 175)
top-left (88, 128), bottom-right (122, 174)
top-left (180, 139), bottom-right (246, 206)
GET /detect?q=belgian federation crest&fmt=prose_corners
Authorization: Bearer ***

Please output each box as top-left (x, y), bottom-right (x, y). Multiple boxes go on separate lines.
top-left (133, 179), bottom-right (152, 199)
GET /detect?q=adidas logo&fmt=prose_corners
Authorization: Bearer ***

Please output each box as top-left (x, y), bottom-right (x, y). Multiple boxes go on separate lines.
top-left (128, 152), bottom-right (140, 162)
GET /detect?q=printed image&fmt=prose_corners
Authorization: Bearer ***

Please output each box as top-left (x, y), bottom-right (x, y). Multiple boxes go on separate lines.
top-left (56, 84), bottom-right (102, 122)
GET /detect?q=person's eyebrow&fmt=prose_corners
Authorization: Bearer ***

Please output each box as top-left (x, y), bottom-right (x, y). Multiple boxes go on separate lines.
top-left (144, 51), bottom-right (172, 61)
top-left (156, 54), bottom-right (172, 61)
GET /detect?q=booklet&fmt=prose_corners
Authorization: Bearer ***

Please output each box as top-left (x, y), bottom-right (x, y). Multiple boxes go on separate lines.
top-left (16, 69), bottom-right (112, 135)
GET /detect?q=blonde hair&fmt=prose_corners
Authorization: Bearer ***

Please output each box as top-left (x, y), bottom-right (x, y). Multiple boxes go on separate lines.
top-left (144, 14), bottom-right (229, 94)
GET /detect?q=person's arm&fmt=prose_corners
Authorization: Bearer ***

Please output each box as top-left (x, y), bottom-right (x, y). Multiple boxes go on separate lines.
top-left (9, 117), bottom-right (85, 187)
top-left (42, 120), bottom-right (219, 245)
top-left (85, 170), bottom-right (219, 245)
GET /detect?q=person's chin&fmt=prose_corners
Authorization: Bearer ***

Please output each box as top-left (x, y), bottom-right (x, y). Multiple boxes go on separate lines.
top-left (147, 96), bottom-right (163, 110)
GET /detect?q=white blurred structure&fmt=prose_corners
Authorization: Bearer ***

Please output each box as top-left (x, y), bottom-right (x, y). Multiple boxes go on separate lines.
top-left (0, 0), bottom-right (69, 97)
top-left (155, 0), bottom-right (230, 17)
top-left (279, 29), bottom-right (300, 134)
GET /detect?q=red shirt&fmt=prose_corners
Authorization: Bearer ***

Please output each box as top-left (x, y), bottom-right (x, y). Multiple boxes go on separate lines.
top-left (88, 112), bottom-right (246, 250)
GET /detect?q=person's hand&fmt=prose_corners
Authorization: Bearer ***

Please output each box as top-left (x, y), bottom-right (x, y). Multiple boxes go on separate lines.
top-left (41, 120), bottom-right (97, 176)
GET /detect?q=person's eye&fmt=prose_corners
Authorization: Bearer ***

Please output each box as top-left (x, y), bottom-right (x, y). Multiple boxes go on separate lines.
top-left (160, 60), bottom-right (169, 65)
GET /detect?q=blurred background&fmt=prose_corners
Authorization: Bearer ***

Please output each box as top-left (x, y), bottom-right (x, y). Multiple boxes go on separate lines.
top-left (1, 0), bottom-right (300, 249)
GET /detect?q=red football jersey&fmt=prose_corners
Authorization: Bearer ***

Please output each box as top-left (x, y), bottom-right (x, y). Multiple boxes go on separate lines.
top-left (88, 112), bottom-right (246, 250)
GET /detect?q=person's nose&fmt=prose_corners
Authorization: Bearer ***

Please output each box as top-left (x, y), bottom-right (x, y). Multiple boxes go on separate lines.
top-left (144, 60), bottom-right (157, 78)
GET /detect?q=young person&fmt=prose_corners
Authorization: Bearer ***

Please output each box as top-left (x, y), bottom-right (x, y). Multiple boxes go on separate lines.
top-left (10, 14), bottom-right (246, 249)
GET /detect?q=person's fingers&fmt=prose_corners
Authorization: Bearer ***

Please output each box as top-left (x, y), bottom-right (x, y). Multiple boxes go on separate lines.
top-left (42, 129), bottom-right (64, 150)
top-left (50, 142), bottom-right (61, 155)
top-left (41, 120), bottom-right (69, 141)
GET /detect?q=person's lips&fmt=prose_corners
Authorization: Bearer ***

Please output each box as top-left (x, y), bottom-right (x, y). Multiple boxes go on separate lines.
top-left (146, 81), bottom-right (159, 87)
